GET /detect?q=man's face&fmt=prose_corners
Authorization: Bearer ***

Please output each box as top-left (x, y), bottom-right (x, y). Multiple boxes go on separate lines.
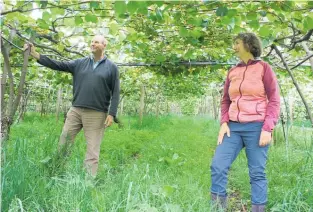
top-left (90, 35), bottom-right (106, 54)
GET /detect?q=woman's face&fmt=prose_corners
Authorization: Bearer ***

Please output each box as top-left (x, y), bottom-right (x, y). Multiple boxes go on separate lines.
top-left (233, 39), bottom-right (250, 58)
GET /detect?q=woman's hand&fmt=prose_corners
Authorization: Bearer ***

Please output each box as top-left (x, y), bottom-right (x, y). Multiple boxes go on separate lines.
top-left (217, 122), bottom-right (230, 145)
top-left (259, 130), bottom-right (272, 146)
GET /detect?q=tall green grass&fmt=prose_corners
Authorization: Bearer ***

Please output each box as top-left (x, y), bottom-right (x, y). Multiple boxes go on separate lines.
top-left (2, 114), bottom-right (313, 211)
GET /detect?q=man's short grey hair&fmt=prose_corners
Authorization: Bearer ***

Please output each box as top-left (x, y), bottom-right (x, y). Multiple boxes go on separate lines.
top-left (102, 37), bottom-right (108, 45)
top-left (94, 34), bottom-right (108, 45)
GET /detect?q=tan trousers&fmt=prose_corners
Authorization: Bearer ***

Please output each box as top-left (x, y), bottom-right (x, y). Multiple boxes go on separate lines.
top-left (59, 106), bottom-right (107, 176)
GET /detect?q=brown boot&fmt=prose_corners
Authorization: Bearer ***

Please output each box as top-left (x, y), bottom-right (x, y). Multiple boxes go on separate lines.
top-left (252, 204), bottom-right (265, 212)
top-left (211, 193), bottom-right (227, 209)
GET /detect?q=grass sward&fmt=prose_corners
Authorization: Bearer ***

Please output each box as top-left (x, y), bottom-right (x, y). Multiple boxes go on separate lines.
top-left (2, 114), bottom-right (313, 211)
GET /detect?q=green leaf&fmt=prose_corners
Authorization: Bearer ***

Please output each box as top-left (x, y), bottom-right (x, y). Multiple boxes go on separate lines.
top-left (227, 17), bottom-right (235, 29)
top-left (269, 3), bottom-right (281, 12)
top-left (281, 1), bottom-right (294, 12)
top-left (190, 28), bottom-right (202, 39)
top-left (40, 0), bottom-right (48, 8)
top-left (138, 43), bottom-right (148, 50)
top-left (58, 45), bottom-right (65, 52)
top-left (90, 1), bottom-right (99, 9)
top-left (233, 25), bottom-right (242, 34)
top-left (75, 16), bottom-right (83, 25)
top-left (259, 25), bottom-right (271, 37)
top-left (50, 8), bottom-right (65, 16)
top-left (189, 38), bottom-right (199, 45)
top-left (137, 3), bottom-right (148, 15)
top-left (291, 49), bottom-right (301, 58)
top-left (221, 16), bottom-right (232, 25)
top-left (156, 55), bottom-right (166, 63)
top-left (118, 32), bottom-right (126, 41)
top-left (149, 14), bottom-right (157, 22)
top-left (227, 9), bottom-right (237, 18)
top-left (249, 20), bottom-right (259, 29)
top-left (179, 27), bottom-right (189, 37)
top-left (261, 38), bottom-right (271, 47)
top-left (187, 17), bottom-right (202, 27)
top-left (52, 33), bottom-right (60, 41)
top-left (277, 12), bottom-right (286, 22)
top-left (42, 11), bottom-right (50, 21)
top-left (100, 10), bottom-right (106, 17)
top-left (16, 1), bottom-right (26, 7)
top-left (85, 13), bottom-right (98, 23)
top-left (184, 50), bottom-right (193, 58)
top-left (234, 16), bottom-right (241, 24)
top-left (259, 11), bottom-right (267, 17)
top-left (174, 12), bottom-right (181, 22)
top-left (64, 18), bottom-right (75, 26)
top-left (37, 19), bottom-right (49, 30)
top-left (25, 27), bottom-right (33, 35)
top-left (127, 1), bottom-right (138, 14)
top-left (303, 16), bottom-right (313, 31)
top-left (216, 6), bottom-right (228, 17)
top-left (110, 22), bottom-right (119, 35)
top-left (246, 12), bottom-right (257, 21)
top-left (267, 13), bottom-right (276, 22)
top-left (154, 1), bottom-right (164, 7)
top-left (293, 11), bottom-right (303, 22)
top-left (114, 1), bottom-right (127, 15)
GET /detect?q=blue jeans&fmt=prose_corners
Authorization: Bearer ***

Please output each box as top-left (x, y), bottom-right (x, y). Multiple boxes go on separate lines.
top-left (210, 121), bottom-right (269, 205)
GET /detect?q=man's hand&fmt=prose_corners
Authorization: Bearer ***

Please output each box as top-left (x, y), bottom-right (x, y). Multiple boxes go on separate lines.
top-left (104, 115), bottom-right (114, 128)
top-left (259, 130), bottom-right (272, 147)
top-left (217, 122), bottom-right (230, 145)
top-left (23, 43), bottom-right (40, 60)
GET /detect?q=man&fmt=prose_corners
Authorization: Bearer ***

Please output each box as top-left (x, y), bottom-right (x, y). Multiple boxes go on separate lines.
top-left (25, 35), bottom-right (120, 177)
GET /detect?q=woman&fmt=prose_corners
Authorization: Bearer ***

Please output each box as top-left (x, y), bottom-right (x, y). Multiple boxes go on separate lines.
top-left (210, 32), bottom-right (280, 212)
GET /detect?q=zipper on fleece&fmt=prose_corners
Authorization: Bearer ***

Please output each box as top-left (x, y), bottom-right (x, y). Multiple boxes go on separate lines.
top-left (236, 65), bottom-right (249, 122)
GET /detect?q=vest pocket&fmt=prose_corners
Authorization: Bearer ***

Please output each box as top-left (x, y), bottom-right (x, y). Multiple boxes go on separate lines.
top-left (256, 101), bottom-right (267, 116)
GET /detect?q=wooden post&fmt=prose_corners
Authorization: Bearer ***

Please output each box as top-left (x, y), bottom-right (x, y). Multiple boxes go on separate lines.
top-left (139, 85), bottom-right (145, 125)
top-left (156, 95), bottom-right (160, 118)
top-left (56, 86), bottom-right (62, 122)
